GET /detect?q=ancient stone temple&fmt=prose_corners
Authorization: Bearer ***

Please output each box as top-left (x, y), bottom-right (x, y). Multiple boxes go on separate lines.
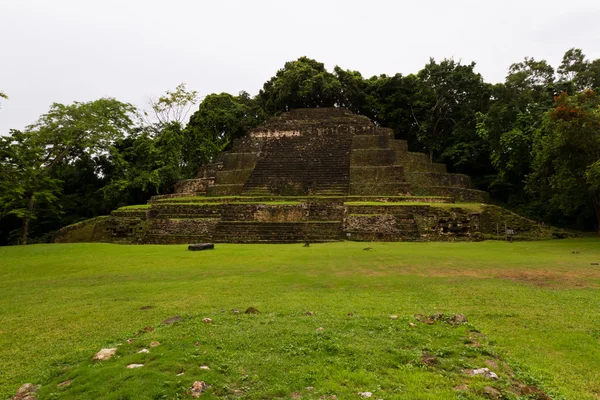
top-left (172, 108), bottom-right (486, 201)
top-left (55, 108), bottom-right (563, 244)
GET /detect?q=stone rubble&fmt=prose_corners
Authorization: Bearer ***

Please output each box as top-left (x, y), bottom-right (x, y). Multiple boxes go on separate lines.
top-left (11, 383), bottom-right (38, 400)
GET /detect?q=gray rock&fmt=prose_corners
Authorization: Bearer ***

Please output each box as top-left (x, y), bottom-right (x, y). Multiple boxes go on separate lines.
top-left (469, 367), bottom-right (498, 380)
top-left (92, 348), bottom-right (117, 361)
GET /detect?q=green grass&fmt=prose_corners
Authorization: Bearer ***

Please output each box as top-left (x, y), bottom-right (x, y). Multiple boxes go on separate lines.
top-left (345, 202), bottom-right (484, 212)
top-left (1, 240), bottom-right (600, 399)
top-left (116, 204), bottom-right (151, 210)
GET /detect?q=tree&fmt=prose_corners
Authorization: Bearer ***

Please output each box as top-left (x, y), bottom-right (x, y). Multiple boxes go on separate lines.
top-left (557, 48), bottom-right (597, 92)
top-left (147, 83), bottom-right (199, 126)
top-left (412, 58), bottom-right (490, 167)
top-left (102, 122), bottom-right (186, 207)
top-left (258, 57), bottom-right (342, 114)
top-left (476, 57), bottom-right (557, 208)
top-left (0, 98), bottom-right (136, 244)
top-left (184, 92), bottom-right (264, 174)
top-left (528, 90), bottom-right (600, 233)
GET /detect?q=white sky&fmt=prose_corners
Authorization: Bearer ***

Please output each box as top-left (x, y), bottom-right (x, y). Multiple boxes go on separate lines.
top-left (1, 0), bottom-right (599, 135)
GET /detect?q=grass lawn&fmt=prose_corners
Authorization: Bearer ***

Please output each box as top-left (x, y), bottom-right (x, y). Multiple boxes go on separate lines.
top-left (1, 240), bottom-right (599, 399)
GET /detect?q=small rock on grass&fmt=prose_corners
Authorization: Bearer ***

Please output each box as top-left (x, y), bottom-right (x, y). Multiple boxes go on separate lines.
top-left (390, 315), bottom-right (398, 320)
top-left (358, 392), bottom-right (372, 398)
top-left (57, 380), bottom-right (72, 388)
top-left (92, 348), bottom-right (117, 361)
top-left (245, 307), bottom-right (260, 314)
top-left (190, 381), bottom-right (209, 398)
top-left (203, 317), bottom-right (212, 324)
top-left (316, 327), bottom-right (324, 331)
top-left (200, 365), bottom-right (210, 370)
top-left (138, 348), bottom-right (150, 354)
top-left (468, 367), bottom-right (498, 380)
top-left (304, 311), bottom-right (315, 316)
top-left (11, 383), bottom-right (38, 400)
top-left (150, 341), bottom-right (160, 347)
top-left (126, 364), bottom-right (144, 369)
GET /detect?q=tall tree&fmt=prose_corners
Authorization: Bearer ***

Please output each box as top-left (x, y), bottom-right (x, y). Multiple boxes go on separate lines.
top-left (184, 92), bottom-right (264, 174)
top-left (258, 57), bottom-right (342, 114)
top-left (477, 57), bottom-right (557, 207)
top-left (102, 122), bottom-right (186, 207)
top-left (0, 98), bottom-right (136, 244)
top-left (413, 58), bottom-right (490, 168)
top-left (528, 90), bottom-right (600, 233)
top-left (147, 83), bottom-right (199, 126)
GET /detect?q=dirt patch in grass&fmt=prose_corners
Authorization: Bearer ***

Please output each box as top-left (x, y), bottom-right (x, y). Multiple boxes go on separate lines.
top-left (496, 270), bottom-right (600, 289)
top-left (337, 264), bottom-right (600, 289)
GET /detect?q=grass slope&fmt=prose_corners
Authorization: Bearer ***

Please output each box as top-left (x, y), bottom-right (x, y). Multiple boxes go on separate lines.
top-left (0, 240), bottom-right (599, 399)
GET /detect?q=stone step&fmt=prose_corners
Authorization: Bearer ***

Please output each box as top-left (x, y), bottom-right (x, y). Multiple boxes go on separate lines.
top-left (405, 172), bottom-right (472, 189)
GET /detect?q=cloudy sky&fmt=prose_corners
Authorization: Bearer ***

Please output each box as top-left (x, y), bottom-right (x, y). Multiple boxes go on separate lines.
top-left (1, 0), bottom-right (599, 134)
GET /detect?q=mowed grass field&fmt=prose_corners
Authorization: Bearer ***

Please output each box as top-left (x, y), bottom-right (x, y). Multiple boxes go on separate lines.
top-left (1, 240), bottom-right (599, 399)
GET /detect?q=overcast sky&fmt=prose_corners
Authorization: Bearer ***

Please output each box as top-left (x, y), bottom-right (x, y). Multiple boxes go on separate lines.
top-left (1, 0), bottom-right (599, 135)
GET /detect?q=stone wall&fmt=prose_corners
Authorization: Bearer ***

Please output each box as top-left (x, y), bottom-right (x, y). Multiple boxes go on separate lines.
top-left (174, 179), bottom-right (209, 194)
top-left (57, 201), bottom-right (567, 244)
top-left (53, 216), bottom-right (111, 243)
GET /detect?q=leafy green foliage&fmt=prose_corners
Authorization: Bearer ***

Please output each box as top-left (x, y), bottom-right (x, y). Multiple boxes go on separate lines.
top-left (258, 57), bottom-right (342, 114)
top-left (185, 92), bottom-right (264, 173)
top-left (148, 83), bottom-right (199, 126)
top-left (0, 98), bottom-right (136, 244)
top-left (528, 90), bottom-right (600, 232)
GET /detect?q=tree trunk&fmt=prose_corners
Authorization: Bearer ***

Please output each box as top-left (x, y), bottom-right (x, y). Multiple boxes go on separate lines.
top-left (18, 196), bottom-right (35, 245)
